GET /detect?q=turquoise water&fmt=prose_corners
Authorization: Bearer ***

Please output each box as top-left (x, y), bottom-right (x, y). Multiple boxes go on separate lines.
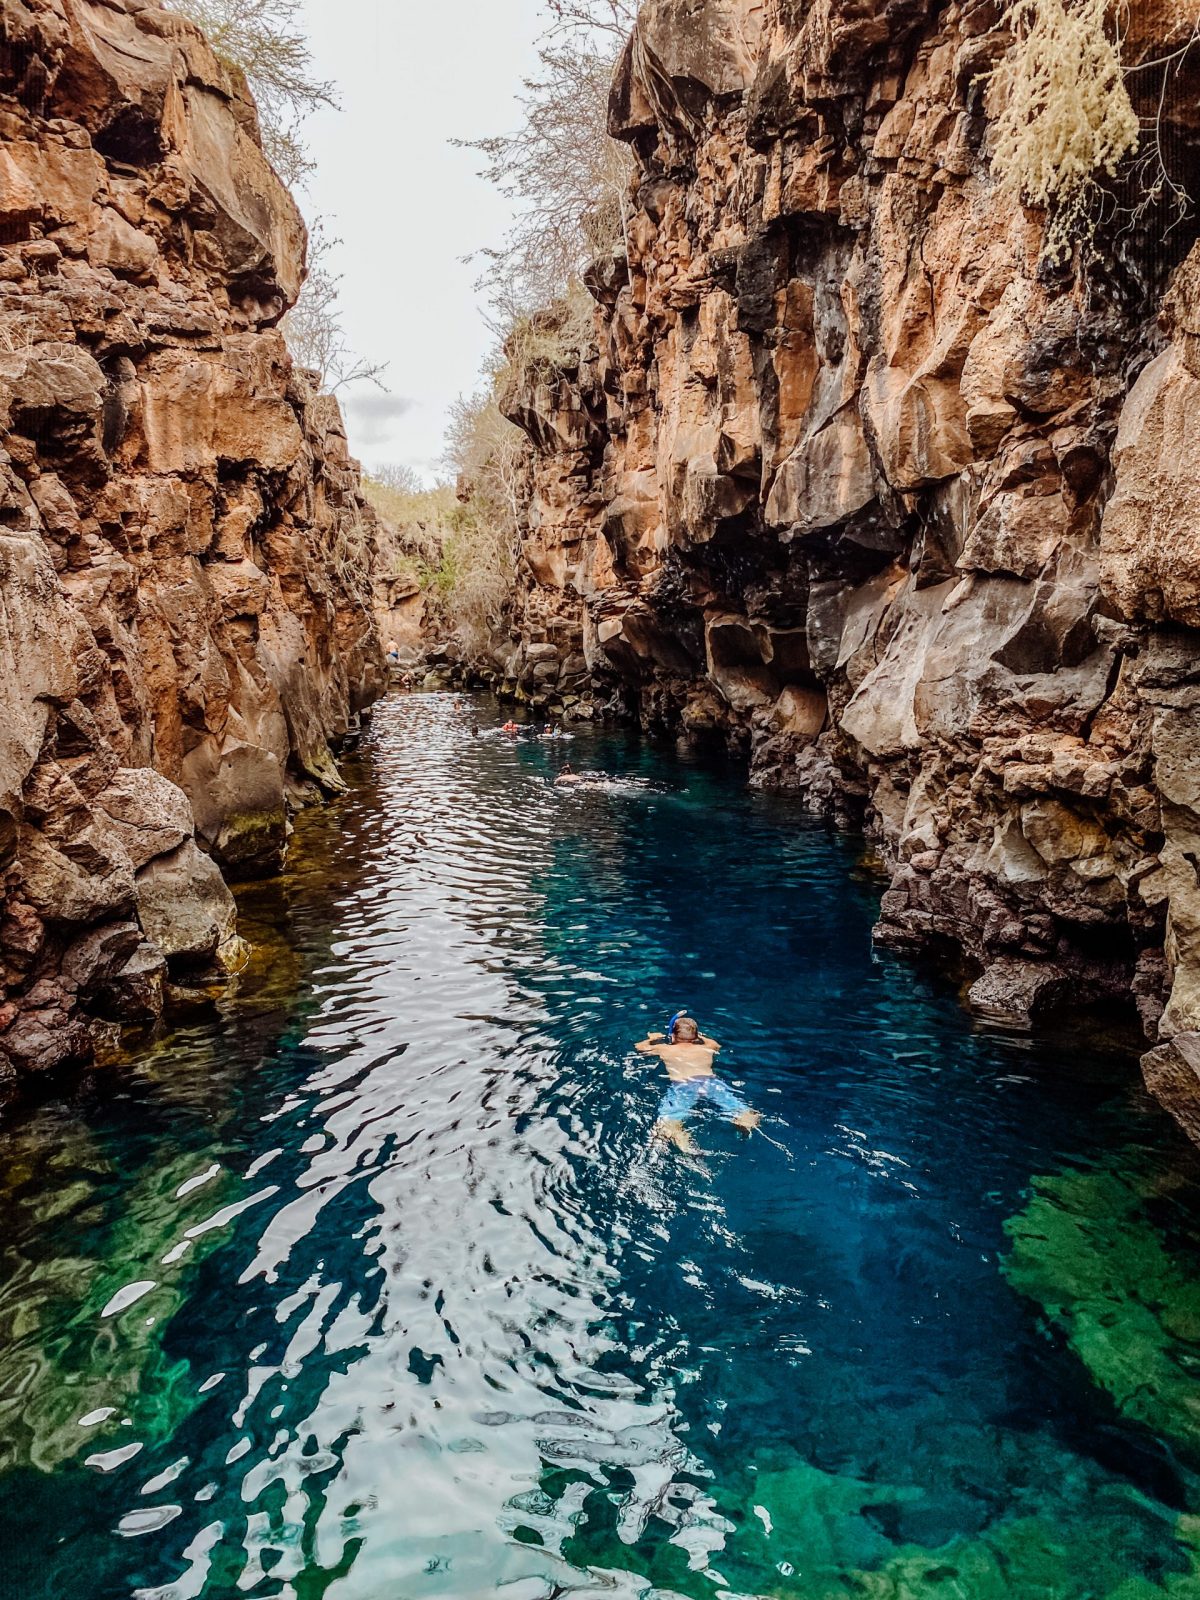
top-left (4, 694), bottom-right (1200, 1598)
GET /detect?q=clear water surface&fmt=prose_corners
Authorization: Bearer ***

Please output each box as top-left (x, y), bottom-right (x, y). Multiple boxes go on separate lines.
top-left (4, 695), bottom-right (1200, 1599)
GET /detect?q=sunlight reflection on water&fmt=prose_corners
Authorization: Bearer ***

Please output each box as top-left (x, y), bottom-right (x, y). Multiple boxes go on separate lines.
top-left (0, 695), bottom-right (1199, 1599)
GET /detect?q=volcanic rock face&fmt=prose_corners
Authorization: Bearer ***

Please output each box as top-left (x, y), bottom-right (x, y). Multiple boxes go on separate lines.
top-left (0, 0), bottom-right (384, 1092)
top-left (501, 0), bottom-right (1200, 1129)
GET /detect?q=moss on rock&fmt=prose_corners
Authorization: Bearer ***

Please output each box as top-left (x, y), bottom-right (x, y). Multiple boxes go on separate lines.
top-left (1002, 1166), bottom-right (1200, 1459)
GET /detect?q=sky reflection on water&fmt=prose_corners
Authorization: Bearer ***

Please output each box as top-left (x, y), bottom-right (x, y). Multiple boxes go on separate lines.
top-left (1, 695), bottom-right (1200, 1599)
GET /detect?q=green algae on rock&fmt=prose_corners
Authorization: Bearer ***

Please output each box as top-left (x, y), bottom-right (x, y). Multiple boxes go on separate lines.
top-left (1003, 1166), bottom-right (1200, 1458)
top-left (551, 1431), bottom-right (1195, 1599)
top-left (0, 1145), bottom-right (245, 1474)
top-left (829, 1509), bottom-right (1200, 1600)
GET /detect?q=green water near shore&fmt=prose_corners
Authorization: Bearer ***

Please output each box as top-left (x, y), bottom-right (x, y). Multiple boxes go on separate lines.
top-left (1, 695), bottom-right (1200, 1599)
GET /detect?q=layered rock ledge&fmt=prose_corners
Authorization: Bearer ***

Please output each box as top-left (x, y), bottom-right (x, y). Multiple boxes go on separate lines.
top-left (497, 0), bottom-right (1200, 1135)
top-left (0, 0), bottom-right (383, 1094)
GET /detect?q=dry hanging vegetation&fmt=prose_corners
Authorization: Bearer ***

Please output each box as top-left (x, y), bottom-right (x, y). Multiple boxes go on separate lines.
top-left (165, 0), bottom-right (384, 391)
top-left (165, 0), bottom-right (332, 186)
top-left (280, 220), bottom-right (386, 392)
top-left (989, 0), bottom-right (1140, 261)
top-left (459, 39), bottom-right (633, 323)
top-left (402, 0), bottom-right (636, 664)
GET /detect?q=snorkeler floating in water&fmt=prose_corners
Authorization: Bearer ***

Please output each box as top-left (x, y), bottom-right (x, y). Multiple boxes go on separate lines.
top-left (555, 762), bottom-right (582, 786)
top-left (635, 1013), bottom-right (761, 1154)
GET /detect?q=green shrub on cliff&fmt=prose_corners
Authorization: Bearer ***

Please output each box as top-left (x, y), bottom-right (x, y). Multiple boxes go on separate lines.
top-left (363, 473), bottom-right (451, 589)
top-left (440, 390), bottom-right (523, 656)
top-left (364, 470), bottom-right (448, 534)
top-left (364, 458), bottom-right (516, 661)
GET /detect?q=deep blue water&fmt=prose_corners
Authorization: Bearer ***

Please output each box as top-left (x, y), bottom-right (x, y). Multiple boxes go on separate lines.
top-left (3, 694), bottom-right (1200, 1599)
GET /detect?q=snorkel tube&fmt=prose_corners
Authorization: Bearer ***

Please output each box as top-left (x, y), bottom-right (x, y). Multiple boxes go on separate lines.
top-left (666, 1011), bottom-right (686, 1043)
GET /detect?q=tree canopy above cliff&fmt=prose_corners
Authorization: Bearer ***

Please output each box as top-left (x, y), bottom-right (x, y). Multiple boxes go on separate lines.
top-left (458, 0), bottom-right (636, 325)
top-left (165, 0), bottom-right (334, 186)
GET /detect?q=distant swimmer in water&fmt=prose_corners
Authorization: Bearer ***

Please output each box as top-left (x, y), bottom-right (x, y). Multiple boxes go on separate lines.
top-left (635, 1013), bottom-right (761, 1154)
top-left (555, 762), bottom-right (582, 786)
top-left (470, 722), bottom-right (480, 737)
top-left (502, 720), bottom-right (520, 734)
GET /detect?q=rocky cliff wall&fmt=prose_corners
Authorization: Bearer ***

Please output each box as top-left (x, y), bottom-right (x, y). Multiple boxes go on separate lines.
top-left (0, 0), bottom-right (384, 1094)
top-left (500, 0), bottom-right (1200, 1133)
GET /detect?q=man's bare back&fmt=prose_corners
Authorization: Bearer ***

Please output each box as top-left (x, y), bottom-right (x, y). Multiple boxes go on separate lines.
top-left (634, 1034), bottom-right (721, 1081)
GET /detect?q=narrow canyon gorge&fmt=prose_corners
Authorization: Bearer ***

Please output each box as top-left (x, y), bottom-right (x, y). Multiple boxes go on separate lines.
top-left (5, 0), bottom-right (1200, 1146)
top-left (8, 5), bottom-right (1200, 1592)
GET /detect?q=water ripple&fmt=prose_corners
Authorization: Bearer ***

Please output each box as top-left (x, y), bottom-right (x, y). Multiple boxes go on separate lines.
top-left (0, 695), bottom-right (1198, 1598)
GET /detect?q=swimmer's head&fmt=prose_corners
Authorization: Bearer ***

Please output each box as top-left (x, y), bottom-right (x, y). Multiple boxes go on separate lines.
top-left (670, 1015), bottom-right (699, 1043)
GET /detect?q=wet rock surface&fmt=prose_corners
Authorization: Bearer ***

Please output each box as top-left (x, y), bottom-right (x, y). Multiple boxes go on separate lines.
top-left (0, 0), bottom-right (383, 1095)
top-left (499, 0), bottom-right (1200, 1135)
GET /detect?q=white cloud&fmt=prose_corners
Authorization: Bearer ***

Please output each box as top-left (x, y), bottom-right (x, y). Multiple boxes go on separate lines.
top-left (341, 390), bottom-right (418, 446)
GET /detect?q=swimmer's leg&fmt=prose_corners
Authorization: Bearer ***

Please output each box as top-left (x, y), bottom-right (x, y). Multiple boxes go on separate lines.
top-left (705, 1079), bottom-right (763, 1135)
top-left (655, 1081), bottom-right (702, 1154)
top-left (654, 1118), bottom-right (699, 1155)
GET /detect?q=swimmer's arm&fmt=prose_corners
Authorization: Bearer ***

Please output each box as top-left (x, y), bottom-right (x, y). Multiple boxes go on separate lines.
top-left (700, 1035), bottom-right (721, 1051)
top-left (634, 1034), bottom-right (666, 1054)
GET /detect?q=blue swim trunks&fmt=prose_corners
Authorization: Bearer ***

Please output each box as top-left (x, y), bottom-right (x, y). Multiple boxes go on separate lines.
top-left (657, 1075), bottom-right (749, 1124)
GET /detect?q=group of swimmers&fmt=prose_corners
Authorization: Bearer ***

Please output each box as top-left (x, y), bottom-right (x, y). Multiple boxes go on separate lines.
top-left (499, 719), bottom-right (569, 741)
top-left (493, 717), bottom-right (585, 785)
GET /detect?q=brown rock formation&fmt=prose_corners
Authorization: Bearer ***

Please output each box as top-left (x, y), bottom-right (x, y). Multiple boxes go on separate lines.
top-left (499, 0), bottom-right (1200, 1133)
top-left (0, 0), bottom-right (384, 1094)
top-left (371, 504), bottom-right (445, 679)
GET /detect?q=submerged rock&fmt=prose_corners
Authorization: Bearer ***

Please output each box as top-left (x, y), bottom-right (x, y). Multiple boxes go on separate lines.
top-left (1003, 1166), bottom-right (1200, 1462)
top-left (135, 842), bottom-right (238, 968)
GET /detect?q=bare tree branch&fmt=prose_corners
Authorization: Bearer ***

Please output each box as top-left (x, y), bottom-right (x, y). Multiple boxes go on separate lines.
top-left (455, 3), bottom-right (634, 322)
top-left (543, 0), bottom-right (639, 42)
top-left (282, 220), bottom-right (388, 392)
top-left (164, 0), bottom-right (336, 186)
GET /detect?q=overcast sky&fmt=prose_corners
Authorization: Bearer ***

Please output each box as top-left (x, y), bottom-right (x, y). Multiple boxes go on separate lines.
top-left (296, 0), bottom-right (547, 483)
